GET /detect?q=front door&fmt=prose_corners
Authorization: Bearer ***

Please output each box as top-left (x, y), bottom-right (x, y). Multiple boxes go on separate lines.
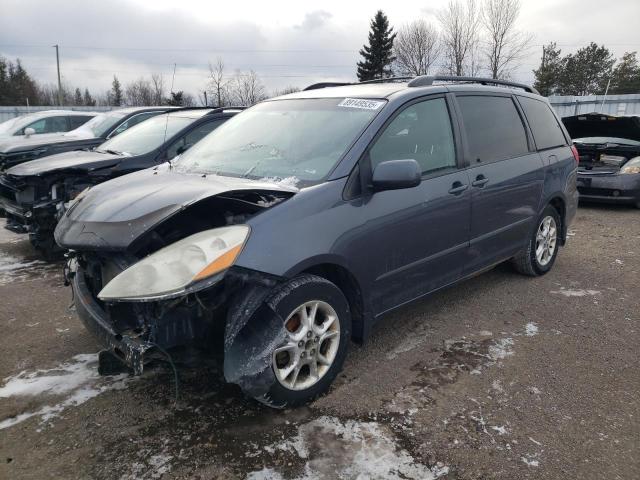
top-left (360, 96), bottom-right (472, 315)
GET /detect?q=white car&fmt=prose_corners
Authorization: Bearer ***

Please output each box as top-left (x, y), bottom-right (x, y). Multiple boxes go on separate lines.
top-left (0, 110), bottom-right (98, 139)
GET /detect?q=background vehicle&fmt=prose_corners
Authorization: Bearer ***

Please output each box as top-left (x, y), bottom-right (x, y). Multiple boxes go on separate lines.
top-left (562, 113), bottom-right (640, 208)
top-left (0, 107), bottom-right (239, 257)
top-left (0, 110), bottom-right (97, 138)
top-left (0, 107), bottom-right (174, 170)
top-left (55, 76), bottom-right (578, 408)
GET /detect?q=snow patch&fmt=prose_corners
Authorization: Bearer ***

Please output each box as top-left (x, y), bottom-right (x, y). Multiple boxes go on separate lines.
top-left (521, 455), bottom-right (540, 467)
top-left (258, 176), bottom-right (300, 188)
top-left (550, 288), bottom-right (600, 297)
top-left (488, 338), bottom-right (514, 360)
top-left (525, 323), bottom-right (539, 336)
top-left (0, 252), bottom-right (47, 285)
top-left (248, 416), bottom-right (448, 480)
top-left (0, 354), bottom-right (129, 429)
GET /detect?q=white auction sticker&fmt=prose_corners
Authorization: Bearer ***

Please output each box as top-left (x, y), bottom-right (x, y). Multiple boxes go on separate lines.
top-left (338, 98), bottom-right (385, 110)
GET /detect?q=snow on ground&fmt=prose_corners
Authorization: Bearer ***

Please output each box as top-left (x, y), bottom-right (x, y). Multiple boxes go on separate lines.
top-left (0, 354), bottom-right (129, 429)
top-left (488, 338), bottom-right (514, 360)
top-left (550, 288), bottom-right (601, 297)
top-left (525, 323), bottom-right (539, 336)
top-left (0, 252), bottom-right (47, 285)
top-left (247, 416), bottom-right (449, 480)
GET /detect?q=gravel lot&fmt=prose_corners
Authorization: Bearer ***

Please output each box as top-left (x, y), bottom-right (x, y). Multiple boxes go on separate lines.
top-left (0, 204), bottom-right (638, 480)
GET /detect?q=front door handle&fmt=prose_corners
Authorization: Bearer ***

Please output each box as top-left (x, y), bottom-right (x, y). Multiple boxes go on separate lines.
top-left (472, 175), bottom-right (489, 187)
top-left (448, 181), bottom-right (469, 195)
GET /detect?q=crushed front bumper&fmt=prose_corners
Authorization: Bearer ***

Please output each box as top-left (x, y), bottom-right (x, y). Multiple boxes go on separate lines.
top-left (72, 267), bottom-right (153, 375)
top-left (577, 172), bottom-right (640, 205)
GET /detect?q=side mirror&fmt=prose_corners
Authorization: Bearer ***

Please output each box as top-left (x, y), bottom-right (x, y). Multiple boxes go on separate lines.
top-left (371, 159), bottom-right (421, 192)
top-left (24, 127), bottom-right (36, 137)
top-left (176, 143), bottom-right (193, 156)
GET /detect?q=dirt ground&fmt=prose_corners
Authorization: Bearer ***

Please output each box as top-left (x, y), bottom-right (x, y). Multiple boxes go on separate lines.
top-left (0, 203), bottom-right (638, 480)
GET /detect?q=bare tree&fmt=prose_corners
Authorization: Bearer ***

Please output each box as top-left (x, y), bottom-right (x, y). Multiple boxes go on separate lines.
top-left (271, 86), bottom-right (301, 97)
top-left (228, 70), bottom-right (266, 106)
top-left (481, 0), bottom-right (532, 79)
top-left (437, 0), bottom-right (481, 76)
top-left (207, 58), bottom-right (231, 107)
top-left (150, 74), bottom-right (165, 105)
top-left (125, 78), bottom-right (154, 106)
top-left (393, 19), bottom-right (441, 76)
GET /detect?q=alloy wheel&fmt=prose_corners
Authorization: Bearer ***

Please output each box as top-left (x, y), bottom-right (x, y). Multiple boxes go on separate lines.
top-left (272, 300), bottom-right (340, 391)
top-left (535, 215), bottom-right (557, 266)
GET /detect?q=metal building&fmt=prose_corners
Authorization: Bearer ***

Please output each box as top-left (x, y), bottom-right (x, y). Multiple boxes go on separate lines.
top-left (548, 94), bottom-right (640, 118)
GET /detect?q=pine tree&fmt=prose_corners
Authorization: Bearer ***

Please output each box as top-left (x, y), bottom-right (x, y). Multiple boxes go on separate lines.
top-left (83, 88), bottom-right (96, 106)
top-left (532, 43), bottom-right (564, 96)
top-left (357, 10), bottom-right (396, 81)
top-left (111, 75), bottom-right (123, 106)
top-left (609, 52), bottom-right (640, 94)
top-left (74, 87), bottom-right (83, 105)
top-left (166, 91), bottom-right (184, 106)
top-left (557, 43), bottom-right (615, 95)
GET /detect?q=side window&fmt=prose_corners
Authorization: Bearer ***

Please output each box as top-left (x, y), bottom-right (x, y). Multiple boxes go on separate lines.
top-left (369, 98), bottom-right (456, 175)
top-left (69, 115), bottom-right (94, 129)
top-left (46, 116), bottom-right (69, 133)
top-left (457, 95), bottom-right (529, 163)
top-left (111, 112), bottom-right (158, 137)
top-left (518, 96), bottom-right (567, 150)
top-left (165, 119), bottom-right (224, 159)
top-left (22, 118), bottom-right (47, 134)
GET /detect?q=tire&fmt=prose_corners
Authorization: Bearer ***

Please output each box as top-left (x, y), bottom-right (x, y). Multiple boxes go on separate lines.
top-left (512, 205), bottom-right (561, 276)
top-left (250, 274), bottom-right (351, 408)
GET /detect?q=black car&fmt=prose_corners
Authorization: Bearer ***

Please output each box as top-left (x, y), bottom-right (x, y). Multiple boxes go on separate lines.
top-left (0, 107), bottom-right (174, 171)
top-left (562, 113), bottom-right (640, 208)
top-left (56, 76), bottom-right (578, 408)
top-left (0, 107), bottom-right (239, 256)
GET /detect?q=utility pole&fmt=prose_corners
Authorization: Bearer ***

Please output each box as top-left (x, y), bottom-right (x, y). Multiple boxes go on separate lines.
top-left (54, 44), bottom-right (63, 106)
top-left (203, 90), bottom-right (208, 106)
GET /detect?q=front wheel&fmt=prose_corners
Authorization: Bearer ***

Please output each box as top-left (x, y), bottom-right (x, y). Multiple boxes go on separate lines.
top-left (251, 275), bottom-right (351, 408)
top-left (512, 206), bottom-right (561, 276)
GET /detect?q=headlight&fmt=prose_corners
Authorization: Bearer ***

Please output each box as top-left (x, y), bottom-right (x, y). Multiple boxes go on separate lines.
top-left (620, 156), bottom-right (640, 174)
top-left (98, 225), bottom-right (250, 301)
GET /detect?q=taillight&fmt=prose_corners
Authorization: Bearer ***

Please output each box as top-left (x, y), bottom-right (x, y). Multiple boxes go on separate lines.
top-left (571, 145), bottom-right (580, 164)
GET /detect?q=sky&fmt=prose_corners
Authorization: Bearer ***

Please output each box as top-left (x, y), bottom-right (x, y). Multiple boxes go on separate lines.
top-left (0, 0), bottom-right (639, 102)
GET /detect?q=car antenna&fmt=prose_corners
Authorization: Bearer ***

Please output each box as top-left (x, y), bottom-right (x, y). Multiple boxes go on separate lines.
top-left (164, 63), bottom-right (177, 169)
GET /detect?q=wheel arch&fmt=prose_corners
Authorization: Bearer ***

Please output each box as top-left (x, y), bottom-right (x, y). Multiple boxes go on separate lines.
top-left (547, 195), bottom-right (567, 244)
top-left (293, 261), bottom-right (368, 343)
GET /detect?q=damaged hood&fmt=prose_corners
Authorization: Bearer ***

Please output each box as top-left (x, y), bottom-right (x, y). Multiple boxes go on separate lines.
top-left (55, 166), bottom-right (298, 250)
top-left (6, 150), bottom-right (122, 177)
top-left (562, 113), bottom-right (640, 142)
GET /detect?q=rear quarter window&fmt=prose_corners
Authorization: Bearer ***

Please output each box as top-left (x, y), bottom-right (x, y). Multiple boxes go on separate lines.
top-left (457, 95), bottom-right (529, 163)
top-left (518, 96), bottom-right (567, 150)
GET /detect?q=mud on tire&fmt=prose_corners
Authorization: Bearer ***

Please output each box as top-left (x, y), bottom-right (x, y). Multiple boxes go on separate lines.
top-left (227, 274), bottom-right (352, 409)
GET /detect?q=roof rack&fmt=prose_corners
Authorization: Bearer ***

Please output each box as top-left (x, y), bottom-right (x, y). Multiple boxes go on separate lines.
top-left (205, 106), bottom-right (248, 114)
top-left (407, 75), bottom-right (539, 94)
top-left (303, 82), bottom-right (352, 91)
top-left (358, 76), bottom-right (414, 84)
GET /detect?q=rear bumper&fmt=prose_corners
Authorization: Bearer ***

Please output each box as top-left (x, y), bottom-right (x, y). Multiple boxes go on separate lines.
top-left (577, 173), bottom-right (640, 205)
top-left (72, 267), bottom-right (152, 374)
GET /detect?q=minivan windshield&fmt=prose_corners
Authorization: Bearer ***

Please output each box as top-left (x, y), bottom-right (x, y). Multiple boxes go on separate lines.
top-left (175, 98), bottom-right (385, 184)
top-left (97, 114), bottom-right (194, 156)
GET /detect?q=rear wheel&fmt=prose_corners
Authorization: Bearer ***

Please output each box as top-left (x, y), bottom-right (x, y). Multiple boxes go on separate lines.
top-left (512, 205), bottom-right (561, 276)
top-left (253, 275), bottom-right (351, 408)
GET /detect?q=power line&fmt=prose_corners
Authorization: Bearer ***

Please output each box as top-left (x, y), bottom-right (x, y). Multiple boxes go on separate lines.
top-left (1, 42), bottom-right (639, 52)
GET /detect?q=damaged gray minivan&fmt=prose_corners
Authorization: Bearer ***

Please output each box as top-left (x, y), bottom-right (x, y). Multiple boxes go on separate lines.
top-left (56, 76), bottom-right (578, 407)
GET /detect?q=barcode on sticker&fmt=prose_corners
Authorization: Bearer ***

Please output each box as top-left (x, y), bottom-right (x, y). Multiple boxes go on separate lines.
top-left (338, 98), bottom-right (385, 110)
